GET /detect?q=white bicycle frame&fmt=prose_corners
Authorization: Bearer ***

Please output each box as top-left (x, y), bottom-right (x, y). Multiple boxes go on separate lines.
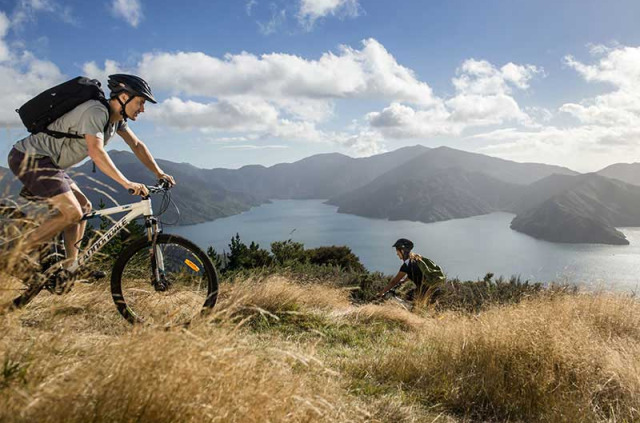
top-left (68, 197), bottom-right (162, 275)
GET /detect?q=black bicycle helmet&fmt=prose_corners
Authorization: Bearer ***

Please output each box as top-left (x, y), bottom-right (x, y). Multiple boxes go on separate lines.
top-left (392, 238), bottom-right (414, 251)
top-left (108, 74), bottom-right (157, 103)
top-left (108, 74), bottom-right (156, 121)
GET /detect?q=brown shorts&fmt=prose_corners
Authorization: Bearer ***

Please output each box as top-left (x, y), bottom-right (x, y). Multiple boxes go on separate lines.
top-left (8, 148), bottom-right (73, 198)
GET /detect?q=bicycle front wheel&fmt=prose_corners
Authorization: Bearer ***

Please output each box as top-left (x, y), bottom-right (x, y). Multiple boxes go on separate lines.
top-left (111, 234), bottom-right (218, 325)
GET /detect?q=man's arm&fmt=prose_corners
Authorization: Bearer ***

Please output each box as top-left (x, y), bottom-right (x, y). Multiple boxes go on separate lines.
top-left (379, 272), bottom-right (408, 296)
top-left (86, 134), bottom-right (149, 196)
top-left (119, 127), bottom-right (175, 185)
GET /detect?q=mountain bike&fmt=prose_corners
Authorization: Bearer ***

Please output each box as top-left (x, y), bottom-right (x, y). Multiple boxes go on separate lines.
top-left (374, 288), bottom-right (413, 311)
top-left (0, 180), bottom-right (218, 326)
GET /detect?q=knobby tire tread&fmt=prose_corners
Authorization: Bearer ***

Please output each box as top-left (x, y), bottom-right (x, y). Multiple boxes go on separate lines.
top-left (110, 234), bottom-right (218, 324)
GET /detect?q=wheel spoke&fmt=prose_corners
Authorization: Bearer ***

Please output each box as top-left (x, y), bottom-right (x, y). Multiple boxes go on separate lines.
top-left (111, 235), bottom-right (218, 325)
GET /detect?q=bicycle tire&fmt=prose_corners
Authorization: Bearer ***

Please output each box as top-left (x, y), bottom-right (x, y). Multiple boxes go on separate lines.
top-left (110, 234), bottom-right (218, 325)
top-left (0, 204), bottom-right (46, 312)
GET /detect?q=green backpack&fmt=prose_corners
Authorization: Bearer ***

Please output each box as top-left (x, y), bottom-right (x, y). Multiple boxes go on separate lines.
top-left (413, 255), bottom-right (445, 286)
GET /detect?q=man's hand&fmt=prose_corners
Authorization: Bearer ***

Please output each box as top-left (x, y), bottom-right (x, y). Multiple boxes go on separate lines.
top-left (156, 173), bottom-right (176, 187)
top-left (124, 181), bottom-right (149, 196)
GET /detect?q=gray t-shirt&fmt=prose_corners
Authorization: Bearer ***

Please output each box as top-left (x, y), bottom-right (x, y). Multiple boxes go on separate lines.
top-left (13, 100), bottom-right (128, 169)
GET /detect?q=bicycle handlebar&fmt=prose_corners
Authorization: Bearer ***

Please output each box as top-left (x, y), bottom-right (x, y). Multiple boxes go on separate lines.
top-left (128, 179), bottom-right (172, 196)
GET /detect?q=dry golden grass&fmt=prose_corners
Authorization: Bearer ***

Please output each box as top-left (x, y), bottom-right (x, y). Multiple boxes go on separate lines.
top-left (2, 249), bottom-right (640, 422)
top-left (0, 283), bottom-right (368, 423)
top-left (346, 294), bottom-right (640, 422)
top-left (342, 303), bottom-right (425, 331)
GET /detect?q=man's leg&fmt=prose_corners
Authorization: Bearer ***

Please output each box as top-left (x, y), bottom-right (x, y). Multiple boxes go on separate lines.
top-left (24, 191), bottom-right (83, 256)
top-left (65, 183), bottom-right (92, 263)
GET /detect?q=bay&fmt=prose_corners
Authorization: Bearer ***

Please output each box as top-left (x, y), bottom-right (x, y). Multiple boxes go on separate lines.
top-left (167, 200), bottom-right (640, 292)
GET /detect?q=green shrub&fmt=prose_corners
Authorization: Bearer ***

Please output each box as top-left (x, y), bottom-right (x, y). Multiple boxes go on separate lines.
top-left (270, 240), bottom-right (306, 265)
top-left (305, 245), bottom-right (366, 273)
top-left (226, 233), bottom-right (273, 271)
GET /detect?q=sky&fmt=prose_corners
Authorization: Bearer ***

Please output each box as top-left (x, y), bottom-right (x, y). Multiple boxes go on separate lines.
top-left (1, 0), bottom-right (640, 172)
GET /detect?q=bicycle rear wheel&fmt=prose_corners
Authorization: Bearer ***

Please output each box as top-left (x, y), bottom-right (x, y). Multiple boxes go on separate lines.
top-left (0, 206), bottom-right (37, 310)
top-left (110, 234), bottom-right (218, 325)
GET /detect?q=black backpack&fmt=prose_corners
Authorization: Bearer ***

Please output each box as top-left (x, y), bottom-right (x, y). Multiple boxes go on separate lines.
top-left (16, 76), bottom-right (110, 139)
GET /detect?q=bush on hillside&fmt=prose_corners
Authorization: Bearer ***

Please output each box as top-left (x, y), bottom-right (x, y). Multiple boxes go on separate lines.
top-left (215, 234), bottom-right (367, 276)
top-left (225, 233), bottom-right (273, 271)
top-left (206, 246), bottom-right (227, 271)
top-left (306, 246), bottom-right (366, 273)
top-left (435, 273), bottom-right (576, 312)
top-left (270, 240), bottom-right (306, 265)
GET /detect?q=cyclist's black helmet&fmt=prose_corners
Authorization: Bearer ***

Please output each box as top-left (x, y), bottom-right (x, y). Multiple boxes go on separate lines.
top-left (108, 74), bottom-right (157, 104)
top-left (393, 238), bottom-right (414, 251)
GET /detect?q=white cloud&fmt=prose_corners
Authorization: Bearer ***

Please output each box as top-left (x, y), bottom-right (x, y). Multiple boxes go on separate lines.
top-left (337, 130), bottom-right (385, 157)
top-left (245, 0), bottom-right (257, 16)
top-left (146, 96), bottom-right (383, 156)
top-left (136, 39), bottom-right (435, 107)
top-left (446, 94), bottom-right (529, 126)
top-left (365, 58), bottom-right (541, 139)
top-left (0, 51), bottom-right (64, 127)
top-left (82, 59), bottom-right (124, 87)
top-left (367, 102), bottom-right (460, 138)
top-left (471, 45), bottom-right (640, 171)
top-left (257, 4), bottom-right (286, 35)
top-left (0, 10), bottom-right (63, 127)
top-left (561, 47), bottom-right (640, 126)
top-left (11, 0), bottom-right (74, 28)
top-left (298, 0), bottom-right (360, 29)
top-left (111, 0), bottom-right (143, 28)
top-left (0, 12), bottom-right (10, 62)
top-left (473, 125), bottom-right (640, 172)
top-left (474, 46), bottom-right (640, 171)
top-left (221, 144), bottom-right (288, 150)
top-left (85, 40), bottom-right (544, 155)
top-left (148, 97), bottom-right (279, 131)
top-left (446, 59), bottom-right (540, 126)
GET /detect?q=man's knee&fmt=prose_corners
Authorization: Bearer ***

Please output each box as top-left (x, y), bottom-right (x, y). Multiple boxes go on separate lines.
top-left (52, 196), bottom-right (83, 224)
top-left (80, 200), bottom-right (92, 214)
top-left (71, 189), bottom-right (91, 214)
top-left (60, 204), bottom-right (83, 224)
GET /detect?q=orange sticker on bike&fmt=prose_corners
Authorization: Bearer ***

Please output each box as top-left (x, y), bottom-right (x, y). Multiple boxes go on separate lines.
top-left (184, 259), bottom-right (200, 272)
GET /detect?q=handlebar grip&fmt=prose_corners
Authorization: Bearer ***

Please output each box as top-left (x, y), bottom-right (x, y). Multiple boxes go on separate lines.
top-left (158, 178), bottom-right (170, 189)
top-left (128, 189), bottom-right (135, 195)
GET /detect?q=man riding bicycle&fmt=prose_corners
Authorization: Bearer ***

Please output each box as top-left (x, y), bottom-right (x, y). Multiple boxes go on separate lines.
top-left (379, 238), bottom-right (446, 304)
top-left (8, 74), bottom-right (175, 272)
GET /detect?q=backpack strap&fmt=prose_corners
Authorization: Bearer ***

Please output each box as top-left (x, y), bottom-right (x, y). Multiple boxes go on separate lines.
top-left (42, 98), bottom-right (111, 140)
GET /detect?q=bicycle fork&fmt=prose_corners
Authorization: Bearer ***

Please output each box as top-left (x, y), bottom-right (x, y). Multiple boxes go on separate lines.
top-left (147, 217), bottom-right (168, 292)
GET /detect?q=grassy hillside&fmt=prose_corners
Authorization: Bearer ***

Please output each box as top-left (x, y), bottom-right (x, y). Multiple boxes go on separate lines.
top-left (1, 270), bottom-right (639, 422)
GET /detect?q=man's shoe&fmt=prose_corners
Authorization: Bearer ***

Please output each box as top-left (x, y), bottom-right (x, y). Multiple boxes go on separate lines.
top-left (77, 269), bottom-right (107, 284)
top-left (89, 270), bottom-right (107, 280)
top-left (44, 268), bottom-right (74, 295)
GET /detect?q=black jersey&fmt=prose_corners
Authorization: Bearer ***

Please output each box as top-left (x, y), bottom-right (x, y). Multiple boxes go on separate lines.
top-left (400, 259), bottom-right (424, 288)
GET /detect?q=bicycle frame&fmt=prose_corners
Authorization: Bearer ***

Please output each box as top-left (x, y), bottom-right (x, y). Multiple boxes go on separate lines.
top-left (68, 197), bottom-right (157, 274)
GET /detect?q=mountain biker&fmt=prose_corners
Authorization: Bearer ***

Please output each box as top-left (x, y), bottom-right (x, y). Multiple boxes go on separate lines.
top-left (378, 238), bottom-right (445, 303)
top-left (7, 74), bottom-right (176, 271)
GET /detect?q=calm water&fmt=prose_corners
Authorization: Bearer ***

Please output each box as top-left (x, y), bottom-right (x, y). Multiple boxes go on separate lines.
top-left (168, 200), bottom-right (640, 292)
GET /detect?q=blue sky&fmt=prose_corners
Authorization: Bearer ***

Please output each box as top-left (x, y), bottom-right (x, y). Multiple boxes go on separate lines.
top-left (1, 0), bottom-right (640, 172)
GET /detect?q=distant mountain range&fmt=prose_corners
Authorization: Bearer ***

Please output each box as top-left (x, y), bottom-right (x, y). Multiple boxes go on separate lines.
top-left (510, 174), bottom-right (640, 245)
top-left (597, 163), bottom-right (640, 186)
top-left (204, 145), bottom-right (431, 199)
top-left (2, 145), bottom-right (640, 245)
top-left (326, 147), bottom-right (576, 223)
